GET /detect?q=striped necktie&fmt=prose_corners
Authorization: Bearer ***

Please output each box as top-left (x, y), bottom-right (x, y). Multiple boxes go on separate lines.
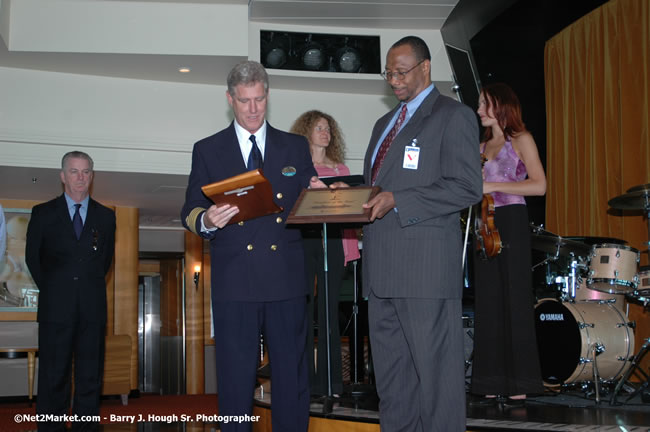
top-left (371, 104), bottom-right (408, 184)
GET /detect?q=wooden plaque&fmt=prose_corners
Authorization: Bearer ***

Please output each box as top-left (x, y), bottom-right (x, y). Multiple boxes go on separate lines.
top-left (201, 169), bottom-right (283, 225)
top-left (286, 186), bottom-right (380, 224)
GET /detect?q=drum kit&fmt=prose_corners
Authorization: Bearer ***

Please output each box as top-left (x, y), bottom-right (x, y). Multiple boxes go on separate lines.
top-left (530, 183), bottom-right (650, 402)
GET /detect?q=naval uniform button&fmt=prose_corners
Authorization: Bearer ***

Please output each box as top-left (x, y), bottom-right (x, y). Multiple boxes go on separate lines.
top-left (247, 244), bottom-right (253, 251)
top-left (238, 221), bottom-right (245, 226)
top-left (276, 193), bottom-right (283, 199)
top-left (276, 217), bottom-right (283, 224)
top-left (270, 244), bottom-right (278, 251)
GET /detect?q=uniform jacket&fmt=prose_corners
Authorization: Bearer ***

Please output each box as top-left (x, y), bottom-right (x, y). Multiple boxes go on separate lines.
top-left (181, 122), bottom-right (317, 302)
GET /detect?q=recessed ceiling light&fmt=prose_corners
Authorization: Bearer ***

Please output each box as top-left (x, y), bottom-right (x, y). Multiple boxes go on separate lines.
top-left (179, 67), bottom-right (191, 73)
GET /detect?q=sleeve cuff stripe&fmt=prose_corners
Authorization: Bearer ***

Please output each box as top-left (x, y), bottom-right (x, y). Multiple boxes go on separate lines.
top-left (186, 207), bottom-right (206, 235)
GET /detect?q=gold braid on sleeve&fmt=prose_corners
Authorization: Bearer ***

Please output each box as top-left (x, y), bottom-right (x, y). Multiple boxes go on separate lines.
top-left (185, 207), bottom-right (206, 235)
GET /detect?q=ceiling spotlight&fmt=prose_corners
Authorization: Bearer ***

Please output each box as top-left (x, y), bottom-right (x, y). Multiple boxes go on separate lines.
top-left (335, 41), bottom-right (362, 73)
top-left (178, 67), bottom-right (191, 73)
top-left (301, 36), bottom-right (325, 71)
top-left (262, 33), bottom-right (291, 69)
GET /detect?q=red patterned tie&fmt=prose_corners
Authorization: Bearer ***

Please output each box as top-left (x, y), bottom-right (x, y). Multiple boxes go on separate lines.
top-left (371, 104), bottom-right (408, 184)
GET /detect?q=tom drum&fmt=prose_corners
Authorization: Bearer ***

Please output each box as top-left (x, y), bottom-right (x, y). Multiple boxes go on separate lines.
top-left (587, 244), bottom-right (639, 294)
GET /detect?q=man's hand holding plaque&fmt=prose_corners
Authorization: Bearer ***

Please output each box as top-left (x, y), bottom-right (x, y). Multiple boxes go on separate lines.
top-left (287, 177), bottom-right (380, 224)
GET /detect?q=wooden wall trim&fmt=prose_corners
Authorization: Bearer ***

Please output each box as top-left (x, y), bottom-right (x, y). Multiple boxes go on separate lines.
top-left (185, 231), bottom-right (205, 394)
top-left (113, 207), bottom-right (139, 390)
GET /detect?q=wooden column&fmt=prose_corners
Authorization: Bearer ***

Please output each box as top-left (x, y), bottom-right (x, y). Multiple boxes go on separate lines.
top-left (185, 231), bottom-right (205, 394)
top-left (113, 206), bottom-right (139, 391)
top-left (104, 205), bottom-right (116, 336)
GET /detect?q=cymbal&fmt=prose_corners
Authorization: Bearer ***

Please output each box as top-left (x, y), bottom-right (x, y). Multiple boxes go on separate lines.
top-left (531, 234), bottom-right (592, 257)
top-left (608, 188), bottom-right (650, 210)
top-left (627, 183), bottom-right (650, 193)
top-left (564, 236), bottom-right (627, 246)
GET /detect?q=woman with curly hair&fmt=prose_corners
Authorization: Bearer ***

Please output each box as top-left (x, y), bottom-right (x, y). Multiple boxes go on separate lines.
top-left (290, 110), bottom-right (360, 397)
top-left (471, 83), bottom-right (546, 406)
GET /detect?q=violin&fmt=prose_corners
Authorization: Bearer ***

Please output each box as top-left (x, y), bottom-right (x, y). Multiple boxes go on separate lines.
top-left (475, 154), bottom-right (503, 259)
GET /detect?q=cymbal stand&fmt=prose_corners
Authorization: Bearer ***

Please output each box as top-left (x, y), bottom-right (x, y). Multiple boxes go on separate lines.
top-left (610, 338), bottom-right (650, 405)
top-left (531, 249), bottom-right (559, 271)
top-left (645, 205), bottom-right (650, 255)
top-left (569, 257), bottom-right (579, 299)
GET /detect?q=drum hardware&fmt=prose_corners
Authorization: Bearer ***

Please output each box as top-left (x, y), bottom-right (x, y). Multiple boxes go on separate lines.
top-left (616, 321), bottom-right (635, 329)
top-left (550, 258), bottom-right (590, 302)
top-left (626, 265), bottom-right (650, 306)
top-left (627, 293), bottom-right (650, 307)
top-left (610, 338), bottom-right (650, 405)
top-left (592, 342), bottom-right (605, 403)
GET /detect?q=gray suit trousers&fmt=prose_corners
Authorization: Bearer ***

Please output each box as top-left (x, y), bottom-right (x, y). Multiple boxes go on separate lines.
top-left (368, 293), bottom-right (466, 432)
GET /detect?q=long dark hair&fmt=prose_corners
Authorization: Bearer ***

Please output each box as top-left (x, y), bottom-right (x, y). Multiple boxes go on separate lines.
top-left (481, 83), bottom-right (526, 141)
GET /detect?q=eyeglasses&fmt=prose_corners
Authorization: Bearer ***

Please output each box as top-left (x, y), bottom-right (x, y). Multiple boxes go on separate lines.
top-left (315, 125), bottom-right (331, 132)
top-left (380, 60), bottom-right (425, 81)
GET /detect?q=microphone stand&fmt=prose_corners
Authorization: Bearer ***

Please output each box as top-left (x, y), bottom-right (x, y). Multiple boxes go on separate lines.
top-left (343, 256), bottom-right (376, 400)
top-left (314, 222), bottom-right (335, 414)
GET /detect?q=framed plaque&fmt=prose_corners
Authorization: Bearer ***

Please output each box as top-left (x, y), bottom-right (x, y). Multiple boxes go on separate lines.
top-left (201, 169), bottom-right (283, 225)
top-left (286, 186), bottom-right (380, 224)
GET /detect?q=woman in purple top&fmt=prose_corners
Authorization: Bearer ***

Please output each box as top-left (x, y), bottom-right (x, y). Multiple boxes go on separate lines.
top-left (291, 110), bottom-right (360, 396)
top-left (470, 83), bottom-right (546, 405)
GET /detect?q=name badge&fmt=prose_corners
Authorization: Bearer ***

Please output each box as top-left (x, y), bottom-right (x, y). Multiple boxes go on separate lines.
top-left (403, 139), bottom-right (420, 170)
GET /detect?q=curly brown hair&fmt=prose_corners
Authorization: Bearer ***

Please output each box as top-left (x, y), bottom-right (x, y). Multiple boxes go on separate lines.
top-left (290, 110), bottom-right (345, 164)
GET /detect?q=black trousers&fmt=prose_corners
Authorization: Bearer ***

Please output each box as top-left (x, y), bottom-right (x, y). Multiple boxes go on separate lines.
top-left (37, 318), bottom-right (105, 432)
top-left (471, 204), bottom-right (544, 396)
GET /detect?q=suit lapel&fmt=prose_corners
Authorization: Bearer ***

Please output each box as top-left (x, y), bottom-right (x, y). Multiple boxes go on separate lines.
top-left (83, 199), bottom-right (98, 240)
top-left (374, 89), bottom-right (440, 184)
top-left (263, 124), bottom-right (287, 180)
top-left (214, 123), bottom-right (248, 177)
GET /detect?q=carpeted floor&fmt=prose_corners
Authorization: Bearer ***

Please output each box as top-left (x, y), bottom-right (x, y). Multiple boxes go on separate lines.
top-left (0, 394), bottom-right (219, 431)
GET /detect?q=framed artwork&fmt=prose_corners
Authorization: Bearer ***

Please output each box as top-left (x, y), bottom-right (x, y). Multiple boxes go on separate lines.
top-left (0, 208), bottom-right (38, 314)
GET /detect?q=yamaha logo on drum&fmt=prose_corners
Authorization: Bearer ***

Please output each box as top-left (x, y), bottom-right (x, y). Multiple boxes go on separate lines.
top-left (539, 313), bottom-right (564, 321)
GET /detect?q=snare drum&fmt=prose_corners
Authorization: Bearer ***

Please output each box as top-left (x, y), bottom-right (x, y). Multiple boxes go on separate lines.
top-left (535, 299), bottom-right (634, 385)
top-left (587, 243), bottom-right (639, 294)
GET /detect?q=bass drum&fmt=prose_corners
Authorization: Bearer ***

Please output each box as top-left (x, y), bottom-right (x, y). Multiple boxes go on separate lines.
top-left (535, 299), bottom-right (634, 386)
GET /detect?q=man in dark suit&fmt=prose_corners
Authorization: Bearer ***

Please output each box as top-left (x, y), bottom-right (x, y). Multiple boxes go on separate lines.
top-left (181, 61), bottom-right (325, 432)
top-left (361, 36), bottom-right (482, 431)
top-left (26, 151), bottom-right (116, 432)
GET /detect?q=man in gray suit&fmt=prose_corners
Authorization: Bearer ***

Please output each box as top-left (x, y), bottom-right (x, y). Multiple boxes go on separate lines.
top-left (361, 36), bottom-right (482, 431)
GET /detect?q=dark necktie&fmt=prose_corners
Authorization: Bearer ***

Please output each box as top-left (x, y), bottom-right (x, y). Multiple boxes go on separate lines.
top-left (371, 104), bottom-right (408, 184)
top-left (247, 135), bottom-right (263, 170)
top-left (72, 203), bottom-right (83, 240)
